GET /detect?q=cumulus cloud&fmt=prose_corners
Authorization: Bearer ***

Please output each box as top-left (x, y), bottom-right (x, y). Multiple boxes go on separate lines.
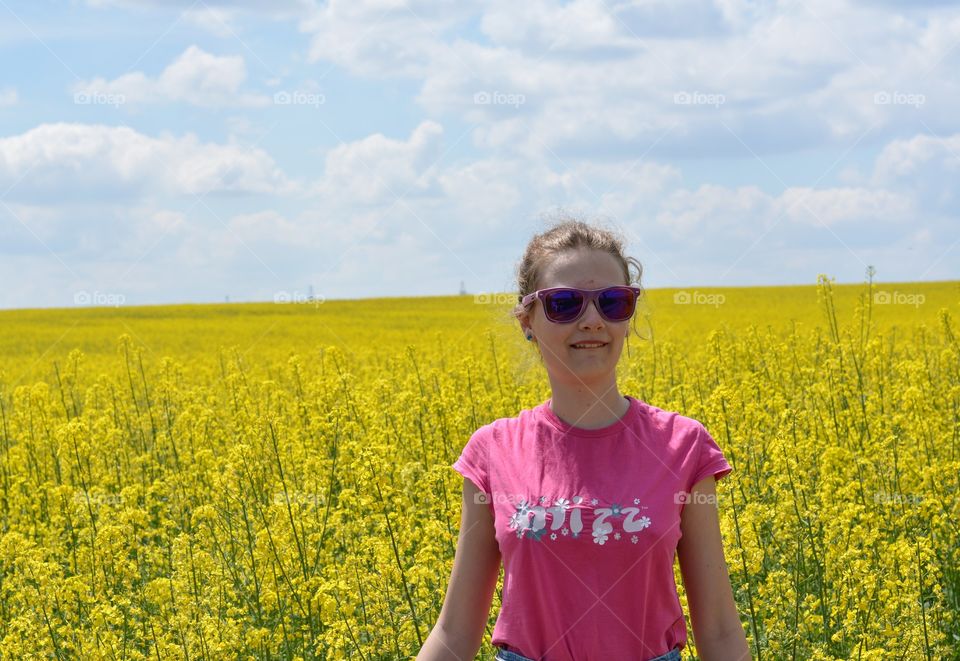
top-left (479, 0), bottom-right (629, 55)
top-left (872, 132), bottom-right (960, 183)
top-left (312, 120), bottom-right (445, 205)
top-left (656, 184), bottom-right (772, 242)
top-left (299, 0), bottom-right (480, 77)
top-left (181, 7), bottom-right (239, 37)
top-left (871, 131), bottom-right (960, 214)
top-left (5, 0), bottom-right (960, 306)
top-left (299, 0), bottom-right (960, 161)
top-left (481, 0), bottom-right (729, 53)
top-left (87, 0), bottom-right (310, 18)
top-left (291, 118), bottom-right (935, 285)
top-left (2, 123), bottom-right (953, 307)
top-left (73, 45), bottom-right (270, 108)
top-left (653, 182), bottom-right (915, 244)
top-left (0, 123), bottom-right (293, 201)
top-left (777, 187), bottom-right (915, 226)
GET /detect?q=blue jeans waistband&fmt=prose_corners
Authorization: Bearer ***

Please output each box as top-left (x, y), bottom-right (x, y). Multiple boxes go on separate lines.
top-left (494, 644), bottom-right (681, 661)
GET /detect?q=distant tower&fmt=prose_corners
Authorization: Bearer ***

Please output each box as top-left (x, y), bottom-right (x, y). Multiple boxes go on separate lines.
top-left (308, 284), bottom-right (315, 302)
top-left (459, 280), bottom-right (467, 295)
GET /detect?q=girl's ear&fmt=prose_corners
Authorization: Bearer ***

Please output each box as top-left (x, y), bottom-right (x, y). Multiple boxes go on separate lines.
top-left (514, 303), bottom-right (530, 326)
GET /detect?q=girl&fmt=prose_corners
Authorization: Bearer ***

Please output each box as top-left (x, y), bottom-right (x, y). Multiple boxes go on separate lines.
top-left (418, 219), bottom-right (750, 661)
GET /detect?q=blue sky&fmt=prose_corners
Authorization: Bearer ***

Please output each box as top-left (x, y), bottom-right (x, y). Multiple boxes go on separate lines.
top-left (0, 0), bottom-right (958, 309)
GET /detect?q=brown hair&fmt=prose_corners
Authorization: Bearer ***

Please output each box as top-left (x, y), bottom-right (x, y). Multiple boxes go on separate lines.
top-left (513, 213), bottom-right (645, 331)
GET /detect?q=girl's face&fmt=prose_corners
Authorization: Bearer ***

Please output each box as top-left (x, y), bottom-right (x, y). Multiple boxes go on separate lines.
top-left (520, 248), bottom-right (631, 387)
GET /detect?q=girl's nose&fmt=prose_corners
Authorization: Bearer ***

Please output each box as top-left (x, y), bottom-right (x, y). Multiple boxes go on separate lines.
top-left (579, 299), bottom-right (605, 326)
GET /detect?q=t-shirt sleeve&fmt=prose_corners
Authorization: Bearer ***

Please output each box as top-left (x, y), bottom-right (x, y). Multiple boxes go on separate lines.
top-left (688, 421), bottom-right (733, 490)
top-left (451, 424), bottom-right (492, 496)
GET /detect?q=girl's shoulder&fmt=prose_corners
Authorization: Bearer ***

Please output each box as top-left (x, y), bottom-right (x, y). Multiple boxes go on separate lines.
top-left (629, 397), bottom-right (707, 439)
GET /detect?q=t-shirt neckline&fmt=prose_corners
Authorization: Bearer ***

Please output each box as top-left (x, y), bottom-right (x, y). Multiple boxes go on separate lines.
top-left (538, 395), bottom-right (640, 437)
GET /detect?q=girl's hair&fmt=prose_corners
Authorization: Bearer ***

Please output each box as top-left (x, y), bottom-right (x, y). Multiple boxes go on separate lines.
top-left (513, 212), bottom-right (645, 326)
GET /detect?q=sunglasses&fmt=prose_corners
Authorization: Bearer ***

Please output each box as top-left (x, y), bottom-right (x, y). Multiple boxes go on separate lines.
top-left (519, 286), bottom-right (642, 324)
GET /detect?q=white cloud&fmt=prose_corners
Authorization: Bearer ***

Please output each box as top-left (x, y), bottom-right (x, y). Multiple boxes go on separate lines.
top-left (299, 1), bottom-right (960, 161)
top-left (73, 45), bottom-right (270, 108)
top-left (299, 0), bottom-right (480, 77)
top-left (5, 1), bottom-right (960, 309)
top-left (2, 124), bottom-right (953, 308)
top-left (436, 159), bottom-right (525, 223)
top-left (479, 0), bottom-right (627, 54)
top-left (181, 7), bottom-right (238, 37)
top-left (871, 131), bottom-right (960, 214)
top-left (777, 187), bottom-right (914, 226)
top-left (656, 184), bottom-right (772, 241)
top-left (302, 123), bottom-right (940, 262)
top-left (312, 120), bottom-right (445, 205)
top-left (87, 0), bottom-right (310, 19)
top-left (660, 181), bottom-right (913, 226)
top-left (650, 179), bottom-right (918, 256)
top-left (0, 122), bottom-right (293, 200)
top-left (872, 132), bottom-right (960, 183)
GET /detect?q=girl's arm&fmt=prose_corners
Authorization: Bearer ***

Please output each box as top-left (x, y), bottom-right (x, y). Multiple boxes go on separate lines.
top-left (677, 475), bottom-right (752, 661)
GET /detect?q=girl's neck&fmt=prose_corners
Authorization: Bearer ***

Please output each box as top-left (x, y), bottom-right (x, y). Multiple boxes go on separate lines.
top-left (548, 387), bottom-right (630, 430)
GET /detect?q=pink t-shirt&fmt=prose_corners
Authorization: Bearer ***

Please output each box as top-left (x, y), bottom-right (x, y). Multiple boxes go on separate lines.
top-left (451, 395), bottom-right (733, 661)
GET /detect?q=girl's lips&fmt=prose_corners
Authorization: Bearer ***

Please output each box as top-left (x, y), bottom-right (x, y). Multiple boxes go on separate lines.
top-left (570, 342), bottom-right (608, 348)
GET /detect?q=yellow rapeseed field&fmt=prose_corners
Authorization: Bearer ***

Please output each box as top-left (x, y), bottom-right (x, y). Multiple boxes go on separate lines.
top-left (0, 275), bottom-right (957, 659)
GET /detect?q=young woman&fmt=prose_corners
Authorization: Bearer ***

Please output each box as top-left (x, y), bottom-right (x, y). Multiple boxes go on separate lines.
top-left (418, 219), bottom-right (750, 661)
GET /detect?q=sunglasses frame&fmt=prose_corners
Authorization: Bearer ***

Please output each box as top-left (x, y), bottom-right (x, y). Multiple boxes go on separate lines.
top-left (519, 286), bottom-right (642, 324)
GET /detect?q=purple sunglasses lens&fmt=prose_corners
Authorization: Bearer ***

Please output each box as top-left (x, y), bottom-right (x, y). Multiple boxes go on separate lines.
top-left (545, 290), bottom-right (584, 322)
top-left (598, 288), bottom-right (636, 319)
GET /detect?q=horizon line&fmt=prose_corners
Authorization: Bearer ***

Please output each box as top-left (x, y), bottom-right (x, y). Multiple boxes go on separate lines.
top-left (1, 277), bottom-right (957, 314)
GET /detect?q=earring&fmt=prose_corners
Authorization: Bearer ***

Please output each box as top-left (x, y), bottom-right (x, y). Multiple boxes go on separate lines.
top-left (526, 331), bottom-right (533, 341)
